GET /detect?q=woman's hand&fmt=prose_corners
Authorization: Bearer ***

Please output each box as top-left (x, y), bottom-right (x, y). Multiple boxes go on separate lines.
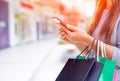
top-left (58, 24), bottom-right (94, 46)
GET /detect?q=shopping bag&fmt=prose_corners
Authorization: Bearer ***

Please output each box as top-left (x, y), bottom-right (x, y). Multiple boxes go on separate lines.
top-left (76, 39), bottom-right (103, 81)
top-left (97, 41), bottom-right (116, 81)
top-left (77, 56), bottom-right (103, 81)
top-left (77, 40), bottom-right (116, 81)
top-left (98, 57), bottom-right (116, 81)
top-left (113, 70), bottom-right (118, 81)
top-left (56, 38), bottom-right (100, 81)
top-left (55, 58), bottom-right (96, 81)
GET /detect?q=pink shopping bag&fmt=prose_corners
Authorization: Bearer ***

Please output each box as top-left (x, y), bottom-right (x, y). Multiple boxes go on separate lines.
top-left (113, 70), bottom-right (118, 81)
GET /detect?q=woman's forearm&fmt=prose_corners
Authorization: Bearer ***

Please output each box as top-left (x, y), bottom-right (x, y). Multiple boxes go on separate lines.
top-left (105, 44), bottom-right (114, 59)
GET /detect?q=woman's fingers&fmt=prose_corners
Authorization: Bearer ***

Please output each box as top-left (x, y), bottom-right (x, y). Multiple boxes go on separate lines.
top-left (58, 29), bottom-right (71, 42)
top-left (60, 35), bottom-right (65, 40)
top-left (60, 36), bottom-right (70, 43)
top-left (59, 31), bottom-right (69, 40)
top-left (66, 24), bottom-right (77, 32)
top-left (58, 24), bottom-right (79, 44)
top-left (58, 24), bottom-right (72, 35)
top-left (58, 29), bottom-right (66, 36)
top-left (58, 25), bottom-right (71, 39)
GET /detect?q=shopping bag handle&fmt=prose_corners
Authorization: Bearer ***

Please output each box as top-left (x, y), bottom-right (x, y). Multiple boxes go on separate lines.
top-left (85, 38), bottom-right (96, 59)
top-left (73, 38), bottom-right (96, 63)
top-left (78, 38), bottom-right (96, 58)
top-left (101, 41), bottom-right (107, 57)
top-left (96, 40), bottom-right (107, 59)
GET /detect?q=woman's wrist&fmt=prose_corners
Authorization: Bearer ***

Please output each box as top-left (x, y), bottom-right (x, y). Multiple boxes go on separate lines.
top-left (84, 34), bottom-right (98, 51)
top-left (84, 34), bottom-right (94, 46)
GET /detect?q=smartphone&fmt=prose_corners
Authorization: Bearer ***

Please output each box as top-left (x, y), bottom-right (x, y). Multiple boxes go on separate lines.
top-left (52, 17), bottom-right (67, 27)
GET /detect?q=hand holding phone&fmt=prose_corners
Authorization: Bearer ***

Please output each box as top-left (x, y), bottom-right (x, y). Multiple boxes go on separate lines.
top-left (52, 17), bottom-right (67, 27)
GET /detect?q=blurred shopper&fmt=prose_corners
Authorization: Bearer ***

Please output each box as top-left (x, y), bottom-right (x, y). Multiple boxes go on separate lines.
top-left (58, 0), bottom-right (120, 80)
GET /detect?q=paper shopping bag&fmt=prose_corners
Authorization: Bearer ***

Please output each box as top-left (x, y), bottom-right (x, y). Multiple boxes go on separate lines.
top-left (55, 58), bottom-right (96, 81)
top-left (77, 56), bottom-right (103, 81)
top-left (98, 57), bottom-right (116, 81)
top-left (113, 70), bottom-right (118, 81)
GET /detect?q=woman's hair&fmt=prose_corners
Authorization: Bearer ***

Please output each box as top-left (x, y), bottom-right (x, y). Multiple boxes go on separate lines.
top-left (87, 0), bottom-right (120, 44)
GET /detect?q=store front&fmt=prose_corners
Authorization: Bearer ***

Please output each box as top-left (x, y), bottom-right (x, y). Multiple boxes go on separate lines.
top-left (0, 0), bottom-right (9, 49)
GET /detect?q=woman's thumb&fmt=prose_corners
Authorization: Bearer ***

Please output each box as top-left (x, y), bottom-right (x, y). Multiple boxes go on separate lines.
top-left (66, 24), bottom-right (77, 32)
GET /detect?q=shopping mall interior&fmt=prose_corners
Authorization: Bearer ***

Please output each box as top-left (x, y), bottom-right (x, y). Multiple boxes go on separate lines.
top-left (0, 0), bottom-right (95, 81)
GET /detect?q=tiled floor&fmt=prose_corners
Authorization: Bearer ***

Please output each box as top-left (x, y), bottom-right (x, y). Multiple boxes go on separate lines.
top-left (0, 38), bottom-right (79, 81)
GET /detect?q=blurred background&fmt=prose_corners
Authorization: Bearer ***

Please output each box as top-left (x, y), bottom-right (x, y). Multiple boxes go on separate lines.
top-left (0, 0), bottom-right (95, 81)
